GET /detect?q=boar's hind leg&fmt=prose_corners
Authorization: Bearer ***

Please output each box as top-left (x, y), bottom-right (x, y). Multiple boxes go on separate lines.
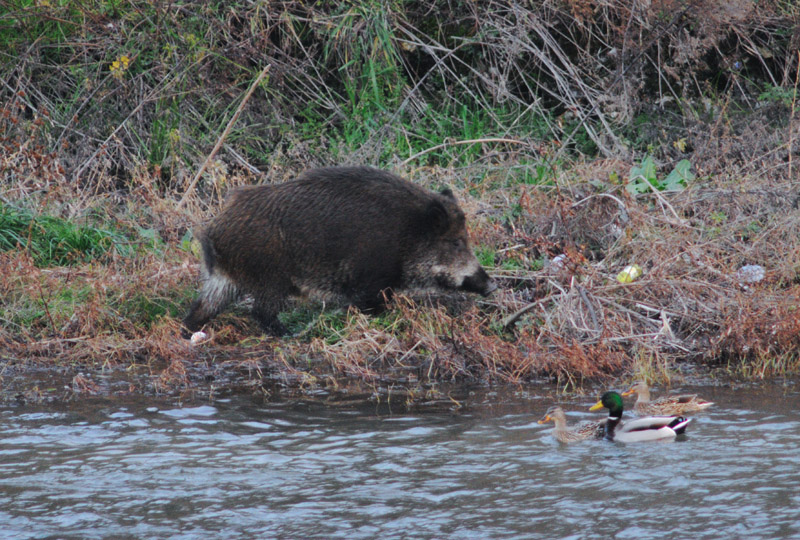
top-left (182, 273), bottom-right (238, 338)
top-left (251, 288), bottom-right (290, 336)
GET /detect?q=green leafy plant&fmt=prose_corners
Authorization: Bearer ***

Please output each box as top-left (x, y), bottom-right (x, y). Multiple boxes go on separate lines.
top-left (627, 156), bottom-right (694, 194)
top-left (758, 84), bottom-right (797, 106)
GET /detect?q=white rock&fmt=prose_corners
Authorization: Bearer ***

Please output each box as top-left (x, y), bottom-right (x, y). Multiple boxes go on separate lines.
top-left (549, 254), bottom-right (568, 271)
top-left (736, 265), bottom-right (765, 284)
top-left (190, 331), bottom-right (208, 345)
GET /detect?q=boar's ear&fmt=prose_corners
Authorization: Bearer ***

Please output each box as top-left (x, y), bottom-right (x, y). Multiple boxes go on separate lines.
top-left (440, 187), bottom-right (455, 200)
top-left (425, 199), bottom-right (450, 234)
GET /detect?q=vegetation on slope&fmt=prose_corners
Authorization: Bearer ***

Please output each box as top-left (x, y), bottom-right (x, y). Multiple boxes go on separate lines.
top-left (1, 0), bottom-right (799, 402)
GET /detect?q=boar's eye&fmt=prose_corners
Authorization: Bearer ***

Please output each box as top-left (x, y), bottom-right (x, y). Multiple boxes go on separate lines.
top-left (452, 239), bottom-right (464, 248)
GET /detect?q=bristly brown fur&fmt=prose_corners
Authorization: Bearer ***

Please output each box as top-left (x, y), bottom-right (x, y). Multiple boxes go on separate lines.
top-left (184, 166), bottom-right (495, 336)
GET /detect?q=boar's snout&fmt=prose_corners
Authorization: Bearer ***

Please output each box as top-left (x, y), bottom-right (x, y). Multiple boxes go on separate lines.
top-left (461, 267), bottom-right (497, 296)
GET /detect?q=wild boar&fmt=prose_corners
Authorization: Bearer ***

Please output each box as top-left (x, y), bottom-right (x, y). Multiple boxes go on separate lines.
top-left (183, 166), bottom-right (496, 336)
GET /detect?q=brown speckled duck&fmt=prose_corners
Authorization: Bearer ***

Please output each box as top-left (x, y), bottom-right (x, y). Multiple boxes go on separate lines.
top-left (538, 406), bottom-right (606, 443)
top-left (622, 382), bottom-right (714, 416)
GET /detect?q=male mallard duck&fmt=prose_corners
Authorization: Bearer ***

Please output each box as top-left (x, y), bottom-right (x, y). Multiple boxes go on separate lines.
top-left (589, 391), bottom-right (691, 442)
top-left (538, 406), bottom-right (606, 443)
top-left (622, 381), bottom-right (714, 416)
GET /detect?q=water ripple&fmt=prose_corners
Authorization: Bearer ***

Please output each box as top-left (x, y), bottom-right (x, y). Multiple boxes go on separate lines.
top-left (0, 386), bottom-right (799, 539)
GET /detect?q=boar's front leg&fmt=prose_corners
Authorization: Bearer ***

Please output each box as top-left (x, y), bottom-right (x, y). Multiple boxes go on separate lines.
top-left (352, 287), bottom-right (392, 314)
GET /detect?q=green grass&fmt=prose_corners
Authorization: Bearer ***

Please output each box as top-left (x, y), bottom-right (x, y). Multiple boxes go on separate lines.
top-left (1, 283), bottom-right (92, 332)
top-left (476, 247), bottom-right (496, 268)
top-left (280, 306), bottom-right (353, 344)
top-left (1, 271), bottom-right (192, 334)
top-left (0, 1), bottom-right (81, 51)
top-left (115, 291), bottom-right (186, 328)
top-left (286, 0), bottom-right (555, 169)
top-left (0, 203), bottom-right (133, 266)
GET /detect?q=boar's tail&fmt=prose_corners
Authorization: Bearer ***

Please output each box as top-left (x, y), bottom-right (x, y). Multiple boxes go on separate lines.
top-left (196, 229), bottom-right (217, 275)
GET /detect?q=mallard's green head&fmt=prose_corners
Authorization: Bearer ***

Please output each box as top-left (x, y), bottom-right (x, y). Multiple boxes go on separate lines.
top-left (589, 391), bottom-right (624, 417)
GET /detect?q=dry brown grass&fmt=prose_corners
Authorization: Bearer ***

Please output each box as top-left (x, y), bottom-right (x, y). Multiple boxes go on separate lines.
top-left (473, 157), bottom-right (800, 377)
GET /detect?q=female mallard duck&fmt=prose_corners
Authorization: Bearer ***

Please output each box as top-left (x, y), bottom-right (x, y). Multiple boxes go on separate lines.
top-left (538, 406), bottom-right (606, 443)
top-left (622, 381), bottom-right (714, 416)
top-left (589, 391), bottom-right (691, 442)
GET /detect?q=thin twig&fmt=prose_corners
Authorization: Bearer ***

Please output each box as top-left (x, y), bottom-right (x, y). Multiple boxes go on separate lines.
top-left (225, 145), bottom-right (264, 176)
top-left (502, 292), bottom-right (559, 330)
top-left (789, 49), bottom-right (799, 183)
top-left (401, 137), bottom-right (530, 166)
top-left (639, 179), bottom-right (689, 227)
top-left (576, 284), bottom-right (600, 334)
top-left (36, 280), bottom-right (57, 337)
top-left (177, 64), bottom-right (271, 208)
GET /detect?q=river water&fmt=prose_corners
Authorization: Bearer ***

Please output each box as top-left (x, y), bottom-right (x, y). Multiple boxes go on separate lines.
top-left (1, 383), bottom-right (799, 539)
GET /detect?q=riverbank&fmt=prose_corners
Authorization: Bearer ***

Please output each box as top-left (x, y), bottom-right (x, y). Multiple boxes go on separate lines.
top-left (2, 1), bottom-right (799, 403)
top-left (3, 156), bottom-right (799, 405)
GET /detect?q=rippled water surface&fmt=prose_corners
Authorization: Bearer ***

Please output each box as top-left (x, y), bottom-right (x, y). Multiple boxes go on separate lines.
top-left (1, 384), bottom-right (800, 539)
